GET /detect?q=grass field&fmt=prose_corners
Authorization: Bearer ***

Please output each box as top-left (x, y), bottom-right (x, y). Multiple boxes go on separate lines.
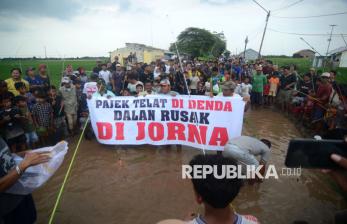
top-left (0, 57), bottom-right (346, 86)
top-left (265, 57), bottom-right (312, 74)
top-left (266, 57), bottom-right (347, 84)
top-left (0, 59), bottom-right (100, 86)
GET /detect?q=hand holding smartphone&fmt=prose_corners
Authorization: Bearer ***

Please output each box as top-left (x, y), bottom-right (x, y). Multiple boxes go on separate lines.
top-left (285, 138), bottom-right (347, 169)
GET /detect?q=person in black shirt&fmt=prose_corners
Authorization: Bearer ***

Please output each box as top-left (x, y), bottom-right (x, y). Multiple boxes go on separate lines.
top-left (48, 86), bottom-right (67, 144)
top-left (278, 66), bottom-right (297, 112)
top-left (92, 61), bottom-right (102, 74)
top-left (0, 96), bottom-right (26, 153)
top-left (0, 136), bottom-right (50, 224)
top-left (292, 73), bottom-right (313, 106)
top-left (139, 64), bottom-right (154, 84)
top-left (111, 64), bottom-right (125, 96)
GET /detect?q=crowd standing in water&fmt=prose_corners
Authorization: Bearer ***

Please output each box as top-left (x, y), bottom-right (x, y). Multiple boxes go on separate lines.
top-left (1, 54), bottom-right (347, 224)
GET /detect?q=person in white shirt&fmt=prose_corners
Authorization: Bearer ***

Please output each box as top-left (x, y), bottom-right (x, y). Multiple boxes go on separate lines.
top-left (139, 81), bottom-right (156, 96)
top-left (217, 81), bottom-right (242, 98)
top-left (240, 77), bottom-right (252, 97)
top-left (98, 64), bottom-right (112, 90)
top-left (126, 72), bottom-right (143, 95)
top-left (189, 70), bottom-right (200, 95)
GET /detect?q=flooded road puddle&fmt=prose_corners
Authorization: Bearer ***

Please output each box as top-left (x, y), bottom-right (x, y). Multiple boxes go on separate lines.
top-left (33, 108), bottom-right (346, 224)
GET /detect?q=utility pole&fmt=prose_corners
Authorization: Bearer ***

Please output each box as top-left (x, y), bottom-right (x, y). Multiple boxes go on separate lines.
top-left (252, 0), bottom-right (270, 59)
top-left (243, 36), bottom-right (248, 60)
top-left (325, 24), bottom-right (336, 68)
top-left (326, 25), bottom-right (336, 56)
top-left (252, 0), bottom-right (303, 59)
top-left (258, 11), bottom-right (270, 59)
top-left (44, 46), bottom-right (47, 59)
top-left (108, 51), bottom-right (112, 62)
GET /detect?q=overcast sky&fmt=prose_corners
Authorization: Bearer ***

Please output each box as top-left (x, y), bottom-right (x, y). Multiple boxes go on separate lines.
top-left (0, 0), bottom-right (347, 57)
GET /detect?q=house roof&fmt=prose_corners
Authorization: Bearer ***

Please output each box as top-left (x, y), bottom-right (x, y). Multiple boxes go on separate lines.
top-left (329, 46), bottom-right (347, 55)
top-left (238, 48), bottom-right (259, 56)
top-left (125, 42), bottom-right (167, 52)
top-left (293, 49), bottom-right (315, 54)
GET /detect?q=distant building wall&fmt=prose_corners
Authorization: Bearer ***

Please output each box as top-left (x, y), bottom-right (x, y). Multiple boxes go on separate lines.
top-left (340, 51), bottom-right (347, 67)
top-left (111, 43), bottom-right (166, 65)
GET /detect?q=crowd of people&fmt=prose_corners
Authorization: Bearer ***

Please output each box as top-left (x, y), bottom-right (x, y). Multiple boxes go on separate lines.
top-left (0, 55), bottom-right (346, 152)
top-left (1, 54), bottom-right (347, 224)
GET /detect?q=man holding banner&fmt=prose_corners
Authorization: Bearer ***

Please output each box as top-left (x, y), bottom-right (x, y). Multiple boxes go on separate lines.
top-left (90, 79), bottom-right (115, 99)
top-left (157, 79), bottom-right (179, 96)
top-left (87, 92), bottom-right (245, 151)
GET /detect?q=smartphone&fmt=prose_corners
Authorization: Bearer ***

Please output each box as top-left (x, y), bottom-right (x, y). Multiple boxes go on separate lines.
top-left (285, 138), bottom-right (347, 169)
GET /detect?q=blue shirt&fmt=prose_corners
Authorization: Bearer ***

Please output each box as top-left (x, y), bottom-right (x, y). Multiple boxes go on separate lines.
top-left (25, 76), bottom-right (41, 87)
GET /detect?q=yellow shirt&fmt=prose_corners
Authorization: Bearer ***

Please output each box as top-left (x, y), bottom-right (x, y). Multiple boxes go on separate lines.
top-left (5, 78), bottom-right (30, 96)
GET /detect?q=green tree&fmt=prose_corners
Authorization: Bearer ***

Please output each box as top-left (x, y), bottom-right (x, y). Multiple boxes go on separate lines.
top-left (223, 50), bottom-right (231, 58)
top-left (169, 27), bottom-right (226, 58)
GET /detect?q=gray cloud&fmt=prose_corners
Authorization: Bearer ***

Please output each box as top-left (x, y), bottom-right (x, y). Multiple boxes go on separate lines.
top-left (0, 0), bottom-right (83, 20)
top-left (0, 0), bottom-right (132, 21)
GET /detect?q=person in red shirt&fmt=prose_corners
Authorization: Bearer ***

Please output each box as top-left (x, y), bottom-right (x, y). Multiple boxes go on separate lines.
top-left (311, 72), bottom-right (332, 133)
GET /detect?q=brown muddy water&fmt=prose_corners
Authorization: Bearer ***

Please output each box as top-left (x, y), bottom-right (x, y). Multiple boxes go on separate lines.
top-left (33, 108), bottom-right (346, 224)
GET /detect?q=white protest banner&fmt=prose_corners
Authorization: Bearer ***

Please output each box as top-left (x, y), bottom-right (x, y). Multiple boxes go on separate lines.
top-left (6, 141), bottom-right (68, 195)
top-left (87, 95), bottom-right (245, 151)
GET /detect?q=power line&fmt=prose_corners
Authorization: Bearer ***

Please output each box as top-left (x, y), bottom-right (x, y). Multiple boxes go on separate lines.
top-left (299, 37), bottom-right (323, 56)
top-left (268, 28), bottom-right (347, 36)
top-left (252, 0), bottom-right (269, 13)
top-left (341, 34), bottom-right (347, 47)
top-left (272, 0), bottom-right (304, 12)
top-left (273, 11), bottom-right (347, 19)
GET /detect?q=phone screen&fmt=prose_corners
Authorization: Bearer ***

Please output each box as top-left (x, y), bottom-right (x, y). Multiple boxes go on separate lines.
top-left (285, 139), bottom-right (347, 169)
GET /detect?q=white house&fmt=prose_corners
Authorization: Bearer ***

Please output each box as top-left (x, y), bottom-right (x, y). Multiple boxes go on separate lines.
top-left (238, 49), bottom-right (259, 61)
top-left (329, 46), bottom-right (347, 68)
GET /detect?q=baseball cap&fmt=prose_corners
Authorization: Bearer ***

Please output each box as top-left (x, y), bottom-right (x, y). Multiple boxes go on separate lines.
top-left (61, 77), bottom-right (71, 84)
top-left (116, 63), bottom-right (121, 67)
top-left (321, 72), bottom-right (330, 78)
top-left (221, 81), bottom-right (236, 90)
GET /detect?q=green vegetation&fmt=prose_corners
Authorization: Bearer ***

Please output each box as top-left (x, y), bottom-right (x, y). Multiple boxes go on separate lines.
top-left (0, 59), bottom-right (101, 86)
top-left (265, 57), bottom-right (312, 74)
top-left (265, 57), bottom-right (347, 84)
top-left (0, 57), bottom-right (346, 86)
top-left (169, 27), bottom-right (226, 58)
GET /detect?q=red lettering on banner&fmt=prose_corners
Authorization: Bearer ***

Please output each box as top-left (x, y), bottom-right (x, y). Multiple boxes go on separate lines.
top-left (96, 122), bottom-right (112, 140)
top-left (187, 99), bottom-right (232, 112)
top-left (197, 100), bottom-right (204, 110)
top-left (188, 124), bottom-right (207, 144)
top-left (224, 101), bottom-right (232, 111)
top-left (136, 122), bottom-right (146, 140)
top-left (172, 99), bottom-right (183, 108)
top-left (215, 101), bottom-right (223, 111)
top-left (115, 122), bottom-right (124, 140)
top-left (206, 100), bottom-right (214, 110)
top-left (188, 100), bottom-right (195, 109)
top-left (167, 122), bottom-right (186, 140)
top-left (148, 122), bottom-right (164, 141)
top-left (209, 127), bottom-right (228, 146)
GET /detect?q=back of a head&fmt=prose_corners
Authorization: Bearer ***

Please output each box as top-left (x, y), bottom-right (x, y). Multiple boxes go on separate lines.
top-left (260, 139), bottom-right (272, 149)
top-left (189, 154), bottom-right (242, 209)
top-left (14, 81), bottom-right (25, 90)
